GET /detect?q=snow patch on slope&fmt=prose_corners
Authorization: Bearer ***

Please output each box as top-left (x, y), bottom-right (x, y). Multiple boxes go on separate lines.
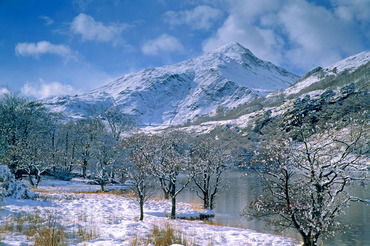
top-left (326, 50), bottom-right (370, 74)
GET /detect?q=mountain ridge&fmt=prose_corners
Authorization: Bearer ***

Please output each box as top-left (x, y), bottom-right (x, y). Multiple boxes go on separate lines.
top-left (283, 50), bottom-right (370, 97)
top-left (44, 43), bottom-right (299, 126)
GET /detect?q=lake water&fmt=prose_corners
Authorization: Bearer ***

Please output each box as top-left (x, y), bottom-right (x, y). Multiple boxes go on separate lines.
top-left (177, 170), bottom-right (370, 245)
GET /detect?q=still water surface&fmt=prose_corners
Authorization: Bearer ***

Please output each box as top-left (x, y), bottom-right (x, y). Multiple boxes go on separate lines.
top-left (177, 170), bottom-right (369, 246)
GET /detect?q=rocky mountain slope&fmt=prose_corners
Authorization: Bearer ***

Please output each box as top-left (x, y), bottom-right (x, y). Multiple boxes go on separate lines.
top-left (43, 43), bottom-right (298, 127)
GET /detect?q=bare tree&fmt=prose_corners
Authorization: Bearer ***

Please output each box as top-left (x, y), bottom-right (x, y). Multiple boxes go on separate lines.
top-left (243, 123), bottom-right (369, 246)
top-left (4, 100), bottom-right (56, 187)
top-left (0, 93), bottom-right (28, 172)
top-left (190, 135), bottom-right (230, 210)
top-left (102, 107), bottom-right (136, 141)
top-left (75, 118), bottom-right (105, 178)
top-left (55, 121), bottom-right (83, 177)
top-left (124, 133), bottom-right (155, 220)
top-left (151, 130), bottom-right (194, 219)
top-left (15, 136), bottom-right (51, 187)
top-left (89, 119), bottom-right (119, 192)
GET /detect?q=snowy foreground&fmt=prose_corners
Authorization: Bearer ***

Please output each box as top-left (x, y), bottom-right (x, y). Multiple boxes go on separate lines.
top-left (0, 177), bottom-right (301, 245)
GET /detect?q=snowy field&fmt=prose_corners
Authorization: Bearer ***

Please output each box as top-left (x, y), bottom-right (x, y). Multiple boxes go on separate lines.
top-left (0, 177), bottom-right (301, 245)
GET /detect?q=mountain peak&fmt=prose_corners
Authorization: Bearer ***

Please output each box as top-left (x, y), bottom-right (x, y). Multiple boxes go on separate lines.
top-left (205, 42), bottom-right (256, 62)
top-left (212, 42), bottom-right (252, 55)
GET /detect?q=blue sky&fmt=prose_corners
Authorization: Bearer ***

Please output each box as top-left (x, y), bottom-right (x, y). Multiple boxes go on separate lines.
top-left (1, 0), bottom-right (369, 99)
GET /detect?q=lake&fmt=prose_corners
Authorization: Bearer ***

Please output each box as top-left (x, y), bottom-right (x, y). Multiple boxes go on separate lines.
top-left (177, 170), bottom-right (370, 245)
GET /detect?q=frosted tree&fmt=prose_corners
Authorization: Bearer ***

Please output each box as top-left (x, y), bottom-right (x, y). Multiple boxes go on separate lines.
top-left (151, 130), bottom-right (194, 219)
top-left (89, 120), bottom-right (119, 192)
top-left (48, 123), bottom-right (64, 176)
top-left (243, 122), bottom-right (369, 246)
top-left (0, 93), bottom-right (28, 173)
top-left (190, 135), bottom-right (230, 210)
top-left (66, 118), bottom-right (106, 179)
top-left (102, 107), bottom-right (136, 141)
top-left (4, 100), bottom-right (56, 187)
top-left (55, 121), bottom-right (83, 178)
top-left (14, 134), bottom-right (51, 187)
top-left (57, 119), bottom-right (102, 179)
top-left (124, 133), bottom-right (155, 220)
top-left (0, 165), bottom-right (35, 199)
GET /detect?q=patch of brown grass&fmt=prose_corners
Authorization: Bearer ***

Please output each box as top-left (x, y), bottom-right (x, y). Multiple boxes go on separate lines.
top-left (0, 209), bottom-right (99, 245)
top-left (72, 226), bottom-right (99, 243)
top-left (202, 219), bottom-right (227, 226)
top-left (108, 188), bottom-right (132, 196)
top-left (130, 221), bottom-right (196, 246)
top-left (188, 202), bottom-right (204, 211)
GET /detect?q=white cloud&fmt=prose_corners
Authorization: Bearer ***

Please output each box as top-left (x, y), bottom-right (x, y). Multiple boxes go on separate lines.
top-left (203, 0), bottom-right (369, 73)
top-left (15, 41), bottom-right (75, 60)
top-left (142, 34), bottom-right (184, 56)
top-left (21, 81), bottom-right (79, 99)
top-left (332, 0), bottom-right (370, 22)
top-left (39, 15), bottom-right (54, 26)
top-left (70, 13), bottom-right (128, 44)
top-left (202, 10), bottom-right (284, 66)
top-left (164, 5), bottom-right (223, 30)
top-left (203, 0), bottom-right (289, 66)
top-left (277, 0), bottom-right (363, 70)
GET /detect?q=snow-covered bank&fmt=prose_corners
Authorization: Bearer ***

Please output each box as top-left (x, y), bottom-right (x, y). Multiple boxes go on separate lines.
top-left (0, 177), bottom-right (301, 245)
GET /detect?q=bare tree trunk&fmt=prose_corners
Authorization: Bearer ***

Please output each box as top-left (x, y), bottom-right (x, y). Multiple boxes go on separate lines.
top-left (302, 235), bottom-right (318, 246)
top-left (139, 196), bottom-right (144, 221)
top-left (28, 173), bottom-right (35, 187)
top-left (163, 189), bottom-right (169, 200)
top-left (170, 181), bottom-right (176, 219)
top-left (35, 173), bottom-right (41, 188)
top-left (159, 177), bottom-right (170, 199)
top-left (82, 159), bottom-right (87, 178)
top-left (203, 192), bottom-right (209, 209)
top-left (209, 193), bottom-right (216, 210)
top-left (100, 182), bottom-right (105, 192)
top-left (171, 196), bottom-right (176, 219)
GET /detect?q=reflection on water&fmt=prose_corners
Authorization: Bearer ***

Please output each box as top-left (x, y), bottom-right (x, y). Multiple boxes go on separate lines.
top-left (323, 185), bottom-right (370, 246)
top-left (177, 170), bottom-right (369, 245)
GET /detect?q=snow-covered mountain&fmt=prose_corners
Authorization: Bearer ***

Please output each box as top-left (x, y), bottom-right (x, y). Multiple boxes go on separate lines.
top-left (183, 49), bottom-right (370, 134)
top-left (44, 43), bottom-right (299, 126)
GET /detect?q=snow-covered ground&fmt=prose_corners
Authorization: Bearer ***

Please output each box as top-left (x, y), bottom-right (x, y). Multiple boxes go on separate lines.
top-left (0, 177), bottom-right (301, 245)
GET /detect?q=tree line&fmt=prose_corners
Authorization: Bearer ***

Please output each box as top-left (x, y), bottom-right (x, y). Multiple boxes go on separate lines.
top-left (0, 93), bottom-right (231, 220)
